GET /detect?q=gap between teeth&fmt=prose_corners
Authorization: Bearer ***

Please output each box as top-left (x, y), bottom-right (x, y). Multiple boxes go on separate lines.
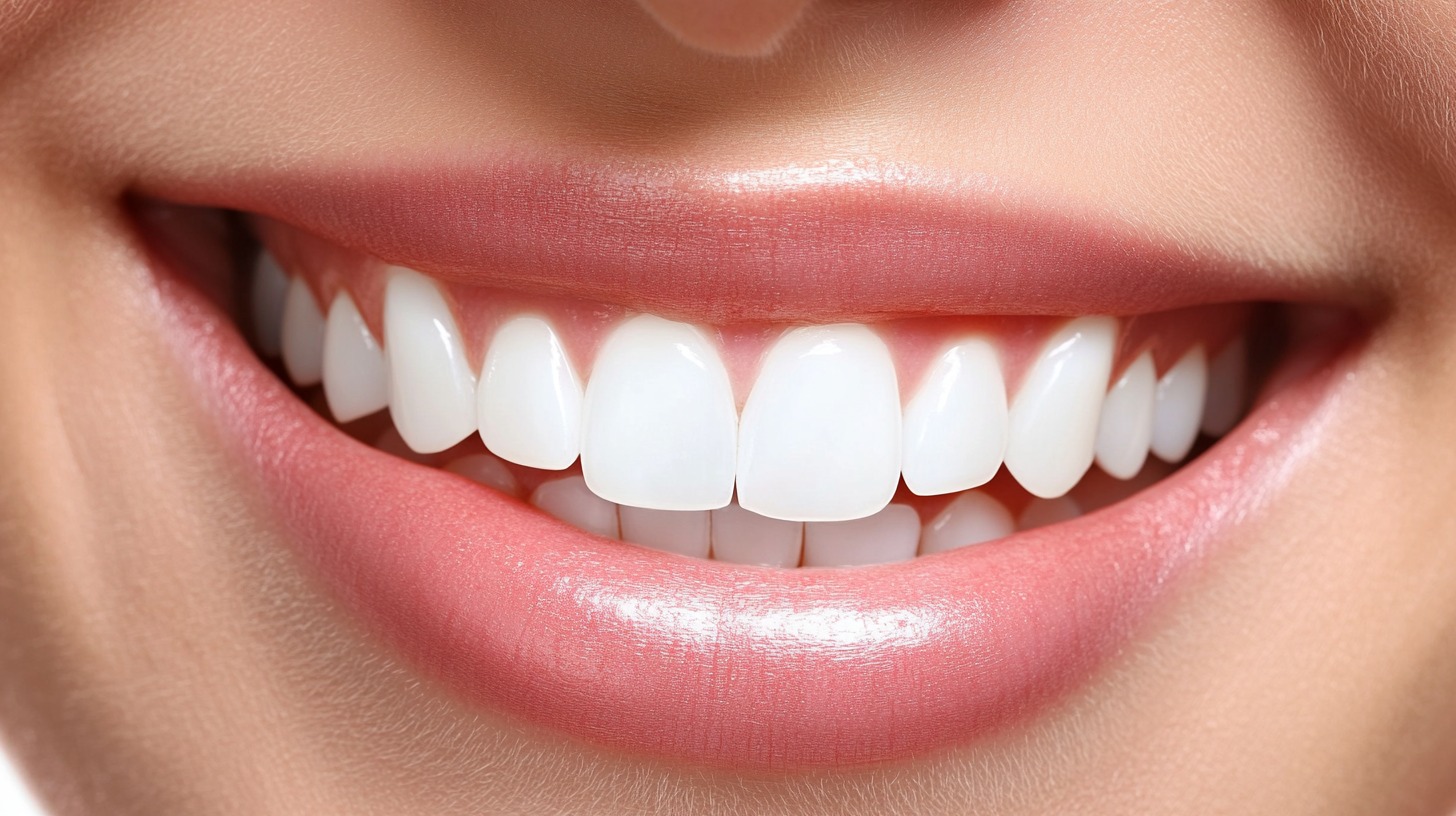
top-left (256, 258), bottom-right (1250, 566)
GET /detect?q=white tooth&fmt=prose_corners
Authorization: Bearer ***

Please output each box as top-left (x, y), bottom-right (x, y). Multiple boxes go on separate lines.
top-left (1201, 337), bottom-right (1247, 436)
top-left (737, 324), bottom-right (901, 522)
top-left (1093, 352), bottom-right (1156, 480)
top-left (1018, 496), bottom-right (1083, 531)
top-left (710, 503), bottom-right (803, 567)
top-left (322, 292), bottom-right (389, 423)
top-left (803, 504), bottom-right (920, 567)
top-left (530, 476), bottom-right (619, 539)
top-left (901, 338), bottom-right (1008, 496)
top-left (251, 251), bottom-right (290, 357)
top-left (1150, 347), bottom-right (1209, 463)
top-left (477, 316), bottom-right (583, 470)
top-left (919, 491), bottom-right (1015, 555)
top-left (281, 277), bottom-right (326, 387)
top-left (580, 315), bottom-right (737, 511)
top-left (383, 268), bottom-right (477, 454)
top-left (444, 453), bottom-right (521, 497)
top-left (1004, 317), bottom-right (1116, 499)
top-left (620, 507), bottom-right (711, 558)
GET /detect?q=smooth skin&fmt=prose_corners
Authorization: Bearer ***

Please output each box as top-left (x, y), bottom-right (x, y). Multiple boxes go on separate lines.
top-left (1, 1), bottom-right (1455, 813)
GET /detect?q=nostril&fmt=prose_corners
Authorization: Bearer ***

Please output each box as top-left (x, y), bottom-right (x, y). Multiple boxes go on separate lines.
top-left (636, 0), bottom-right (814, 57)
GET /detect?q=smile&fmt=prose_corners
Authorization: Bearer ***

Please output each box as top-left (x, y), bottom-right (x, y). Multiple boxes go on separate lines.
top-left (138, 160), bottom-right (1365, 770)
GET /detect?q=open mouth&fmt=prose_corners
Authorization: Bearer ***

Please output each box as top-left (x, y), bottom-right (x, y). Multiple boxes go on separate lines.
top-left (136, 161), bottom-right (1367, 770)
top-left (253, 221), bottom-right (1257, 563)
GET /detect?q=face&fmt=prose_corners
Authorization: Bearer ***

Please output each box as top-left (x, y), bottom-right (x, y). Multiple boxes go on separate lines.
top-left (1, 1), bottom-right (1455, 813)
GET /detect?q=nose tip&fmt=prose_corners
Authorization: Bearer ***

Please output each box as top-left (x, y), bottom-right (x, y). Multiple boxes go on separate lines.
top-left (636, 0), bottom-right (815, 57)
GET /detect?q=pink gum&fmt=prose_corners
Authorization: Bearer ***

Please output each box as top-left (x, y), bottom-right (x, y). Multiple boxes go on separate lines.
top-left (259, 219), bottom-right (1251, 405)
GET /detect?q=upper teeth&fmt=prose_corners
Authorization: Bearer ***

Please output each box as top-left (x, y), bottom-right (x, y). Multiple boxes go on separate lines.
top-left (322, 291), bottom-right (389, 423)
top-left (477, 315), bottom-right (584, 471)
top-left (1094, 351), bottom-right (1157, 480)
top-left (383, 268), bottom-right (478, 454)
top-left (900, 337), bottom-right (1008, 496)
top-left (280, 276), bottom-right (326, 388)
top-left (1004, 317), bottom-right (1120, 499)
top-left (581, 314), bottom-right (739, 512)
top-left (265, 258), bottom-right (1233, 526)
top-left (736, 323), bottom-right (902, 522)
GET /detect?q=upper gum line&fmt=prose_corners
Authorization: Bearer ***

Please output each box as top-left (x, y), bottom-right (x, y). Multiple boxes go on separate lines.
top-left (251, 216), bottom-right (1249, 397)
top-left (253, 241), bottom-right (1256, 561)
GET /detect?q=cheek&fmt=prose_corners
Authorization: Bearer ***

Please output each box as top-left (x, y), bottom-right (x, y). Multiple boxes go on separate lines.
top-left (0, 1), bottom-right (83, 66)
top-left (1291, 0), bottom-right (1456, 193)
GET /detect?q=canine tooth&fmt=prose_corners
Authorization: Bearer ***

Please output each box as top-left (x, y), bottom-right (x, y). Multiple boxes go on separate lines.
top-left (803, 504), bottom-right (920, 567)
top-left (581, 315), bottom-right (737, 511)
top-left (444, 453), bottom-right (521, 498)
top-left (620, 507), bottom-right (711, 558)
top-left (531, 476), bottom-right (619, 539)
top-left (1094, 352), bottom-right (1156, 480)
top-left (1201, 337), bottom-right (1247, 436)
top-left (322, 292), bottom-right (389, 423)
top-left (710, 503), bottom-right (803, 567)
top-left (919, 491), bottom-right (1015, 555)
top-left (281, 277), bottom-right (326, 386)
top-left (901, 338), bottom-right (1008, 496)
top-left (1150, 347), bottom-right (1209, 463)
top-left (1018, 496), bottom-right (1083, 530)
top-left (737, 324), bottom-right (901, 522)
top-left (383, 268), bottom-right (477, 454)
top-left (251, 251), bottom-right (290, 357)
top-left (1004, 317), bottom-right (1117, 498)
top-left (477, 316), bottom-right (583, 471)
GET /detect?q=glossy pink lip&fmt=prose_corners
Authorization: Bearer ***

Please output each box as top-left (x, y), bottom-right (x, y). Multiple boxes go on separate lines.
top-left (144, 163), bottom-right (1358, 770)
top-left (147, 160), bottom-right (1338, 323)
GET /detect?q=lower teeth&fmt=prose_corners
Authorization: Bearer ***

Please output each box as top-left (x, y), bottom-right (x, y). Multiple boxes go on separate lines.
top-left (355, 424), bottom-right (1195, 568)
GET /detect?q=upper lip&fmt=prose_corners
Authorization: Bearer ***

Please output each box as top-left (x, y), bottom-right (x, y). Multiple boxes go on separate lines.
top-left (143, 159), bottom-right (1363, 324)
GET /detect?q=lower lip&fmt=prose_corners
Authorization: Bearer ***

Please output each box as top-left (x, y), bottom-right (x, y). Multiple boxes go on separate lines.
top-left (159, 269), bottom-right (1352, 771)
